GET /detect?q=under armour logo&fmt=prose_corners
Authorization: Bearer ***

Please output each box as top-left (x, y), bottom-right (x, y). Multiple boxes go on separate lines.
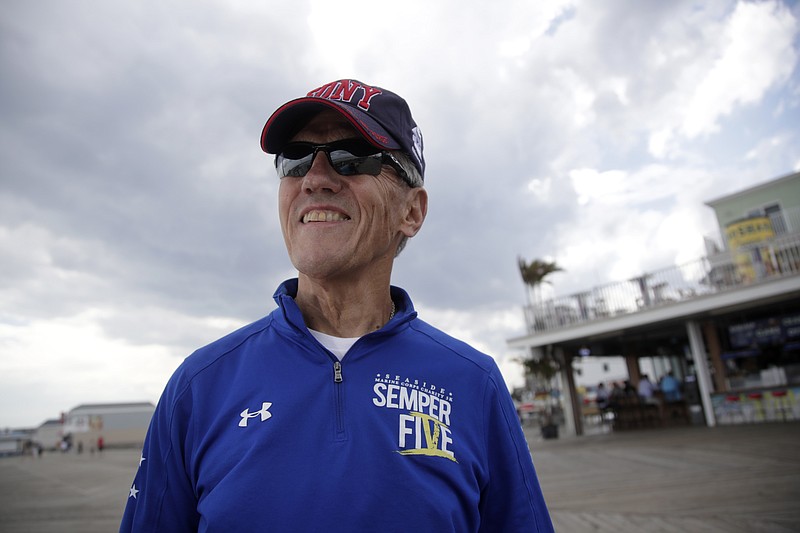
top-left (239, 402), bottom-right (272, 427)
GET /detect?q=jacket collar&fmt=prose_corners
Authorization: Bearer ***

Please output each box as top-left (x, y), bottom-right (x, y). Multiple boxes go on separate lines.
top-left (272, 278), bottom-right (417, 337)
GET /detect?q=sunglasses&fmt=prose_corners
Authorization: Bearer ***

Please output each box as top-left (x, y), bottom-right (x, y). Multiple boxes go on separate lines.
top-left (276, 139), bottom-right (412, 185)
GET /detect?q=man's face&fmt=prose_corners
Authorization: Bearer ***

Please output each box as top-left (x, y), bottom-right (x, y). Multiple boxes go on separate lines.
top-left (277, 110), bottom-right (425, 282)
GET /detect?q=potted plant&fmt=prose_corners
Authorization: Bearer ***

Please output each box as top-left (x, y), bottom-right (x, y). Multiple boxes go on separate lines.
top-left (522, 355), bottom-right (561, 439)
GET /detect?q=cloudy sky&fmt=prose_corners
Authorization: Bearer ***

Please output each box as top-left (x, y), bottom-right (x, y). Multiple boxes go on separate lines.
top-left (2, 0), bottom-right (799, 428)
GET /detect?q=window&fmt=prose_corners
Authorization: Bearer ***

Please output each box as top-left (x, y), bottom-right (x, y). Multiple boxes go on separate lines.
top-left (764, 204), bottom-right (787, 235)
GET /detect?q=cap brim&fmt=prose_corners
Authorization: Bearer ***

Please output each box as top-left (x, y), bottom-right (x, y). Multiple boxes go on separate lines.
top-left (261, 98), bottom-right (402, 154)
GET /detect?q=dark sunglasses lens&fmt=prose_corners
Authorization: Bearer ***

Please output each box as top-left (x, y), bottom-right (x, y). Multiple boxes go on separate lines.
top-left (328, 151), bottom-right (382, 176)
top-left (277, 154), bottom-right (313, 177)
top-left (330, 139), bottom-right (381, 157)
top-left (277, 140), bottom-right (385, 178)
top-left (281, 143), bottom-right (316, 159)
top-left (277, 143), bottom-right (315, 177)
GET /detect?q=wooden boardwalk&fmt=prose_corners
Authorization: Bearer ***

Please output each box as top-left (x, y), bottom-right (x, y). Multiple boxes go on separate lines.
top-left (0, 422), bottom-right (797, 531)
top-left (526, 421), bottom-right (800, 532)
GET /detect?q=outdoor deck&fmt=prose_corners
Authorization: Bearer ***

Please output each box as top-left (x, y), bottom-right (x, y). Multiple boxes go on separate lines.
top-left (527, 421), bottom-right (800, 532)
top-left (0, 422), bottom-right (797, 532)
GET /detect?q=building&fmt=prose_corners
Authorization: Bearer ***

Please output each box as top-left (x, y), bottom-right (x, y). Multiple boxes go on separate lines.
top-left (62, 402), bottom-right (155, 450)
top-left (33, 419), bottom-right (64, 451)
top-left (0, 429), bottom-right (34, 456)
top-left (508, 171), bottom-right (800, 436)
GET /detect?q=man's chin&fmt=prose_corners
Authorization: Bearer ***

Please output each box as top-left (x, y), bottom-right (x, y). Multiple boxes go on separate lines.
top-left (291, 254), bottom-right (351, 280)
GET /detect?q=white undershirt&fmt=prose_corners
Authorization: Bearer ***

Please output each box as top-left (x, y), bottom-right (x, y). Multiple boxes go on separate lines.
top-left (308, 329), bottom-right (360, 360)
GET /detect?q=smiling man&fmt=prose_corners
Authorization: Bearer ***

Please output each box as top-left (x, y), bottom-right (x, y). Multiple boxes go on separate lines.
top-left (120, 79), bottom-right (553, 532)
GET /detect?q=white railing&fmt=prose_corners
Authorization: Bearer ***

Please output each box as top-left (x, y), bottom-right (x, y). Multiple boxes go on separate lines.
top-left (776, 205), bottom-right (800, 235)
top-left (523, 233), bottom-right (800, 334)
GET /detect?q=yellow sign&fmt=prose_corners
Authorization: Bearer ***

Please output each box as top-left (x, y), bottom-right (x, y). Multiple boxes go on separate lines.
top-left (725, 217), bottom-right (775, 283)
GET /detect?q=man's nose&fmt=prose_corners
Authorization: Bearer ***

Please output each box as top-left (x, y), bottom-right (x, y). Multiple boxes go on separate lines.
top-left (302, 151), bottom-right (343, 194)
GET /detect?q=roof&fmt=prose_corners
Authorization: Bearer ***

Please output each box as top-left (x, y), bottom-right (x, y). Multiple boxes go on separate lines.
top-left (1, 429), bottom-right (35, 440)
top-left (704, 170), bottom-right (800, 207)
top-left (68, 402), bottom-right (155, 415)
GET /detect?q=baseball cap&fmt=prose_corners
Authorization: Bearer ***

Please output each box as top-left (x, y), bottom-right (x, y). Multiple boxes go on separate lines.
top-left (260, 79), bottom-right (425, 180)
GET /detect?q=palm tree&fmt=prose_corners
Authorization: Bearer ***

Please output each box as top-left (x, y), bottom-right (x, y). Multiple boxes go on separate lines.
top-left (517, 257), bottom-right (563, 306)
top-left (516, 257), bottom-right (565, 438)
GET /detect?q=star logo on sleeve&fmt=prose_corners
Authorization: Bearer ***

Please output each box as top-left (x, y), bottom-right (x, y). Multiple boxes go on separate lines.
top-left (129, 484), bottom-right (139, 499)
top-left (139, 455), bottom-right (146, 467)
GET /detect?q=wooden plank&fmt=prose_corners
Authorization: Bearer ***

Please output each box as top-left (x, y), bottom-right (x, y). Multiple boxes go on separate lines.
top-left (527, 422), bottom-right (800, 532)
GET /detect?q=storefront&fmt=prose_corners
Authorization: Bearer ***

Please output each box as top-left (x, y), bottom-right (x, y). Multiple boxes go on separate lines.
top-left (712, 312), bottom-right (800, 424)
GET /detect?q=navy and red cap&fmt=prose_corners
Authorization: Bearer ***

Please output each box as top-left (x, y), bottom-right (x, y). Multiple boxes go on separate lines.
top-left (260, 79), bottom-right (425, 180)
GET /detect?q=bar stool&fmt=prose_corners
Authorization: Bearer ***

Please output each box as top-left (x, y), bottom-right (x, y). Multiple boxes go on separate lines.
top-left (770, 391), bottom-right (793, 422)
top-left (746, 392), bottom-right (765, 422)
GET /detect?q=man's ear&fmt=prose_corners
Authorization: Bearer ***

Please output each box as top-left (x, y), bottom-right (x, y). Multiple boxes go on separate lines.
top-left (400, 187), bottom-right (428, 238)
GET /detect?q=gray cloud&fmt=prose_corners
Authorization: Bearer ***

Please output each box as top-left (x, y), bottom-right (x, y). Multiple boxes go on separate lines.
top-left (1, 0), bottom-right (799, 427)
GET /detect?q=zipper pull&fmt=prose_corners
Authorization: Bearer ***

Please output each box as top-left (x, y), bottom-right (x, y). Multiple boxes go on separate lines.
top-left (334, 361), bottom-right (343, 383)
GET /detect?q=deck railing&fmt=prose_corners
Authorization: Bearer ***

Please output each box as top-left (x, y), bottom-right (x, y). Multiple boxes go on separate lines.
top-left (523, 233), bottom-right (800, 334)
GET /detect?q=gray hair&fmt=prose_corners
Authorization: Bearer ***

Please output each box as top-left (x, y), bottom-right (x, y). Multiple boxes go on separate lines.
top-left (391, 151), bottom-right (424, 256)
top-left (392, 151), bottom-right (424, 188)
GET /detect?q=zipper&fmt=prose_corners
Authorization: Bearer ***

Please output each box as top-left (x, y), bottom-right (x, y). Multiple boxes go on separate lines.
top-left (333, 361), bottom-right (345, 440)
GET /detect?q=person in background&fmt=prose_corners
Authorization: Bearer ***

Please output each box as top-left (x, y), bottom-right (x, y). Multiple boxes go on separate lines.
top-left (608, 381), bottom-right (626, 409)
top-left (659, 371), bottom-right (682, 402)
top-left (623, 379), bottom-right (637, 397)
top-left (595, 382), bottom-right (610, 410)
top-left (120, 79), bottom-right (553, 532)
top-left (637, 374), bottom-right (657, 403)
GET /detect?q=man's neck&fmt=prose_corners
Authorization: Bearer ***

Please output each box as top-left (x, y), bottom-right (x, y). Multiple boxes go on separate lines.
top-left (294, 274), bottom-right (395, 338)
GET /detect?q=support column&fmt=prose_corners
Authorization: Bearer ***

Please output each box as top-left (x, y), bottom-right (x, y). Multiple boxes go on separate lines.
top-left (553, 347), bottom-right (577, 437)
top-left (562, 350), bottom-right (581, 436)
top-left (702, 321), bottom-right (727, 392)
top-left (625, 354), bottom-right (641, 385)
top-left (686, 320), bottom-right (716, 427)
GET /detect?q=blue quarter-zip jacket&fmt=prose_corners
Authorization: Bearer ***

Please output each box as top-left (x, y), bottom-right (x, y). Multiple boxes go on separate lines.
top-left (120, 279), bottom-right (553, 532)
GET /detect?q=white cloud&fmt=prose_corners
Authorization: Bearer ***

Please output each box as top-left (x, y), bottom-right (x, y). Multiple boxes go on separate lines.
top-left (746, 135), bottom-right (787, 160)
top-left (557, 164), bottom-right (722, 294)
top-left (417, 304), bottom-right (528, 390)
top-left (642, 0), bottom-right (798, 160)
top-left (526, 177), bottom-right (553, 202)
top-left (570, 168), bottom-right (627, 206)
top-left (682, 1), bottom-right (798, 138)
top-left (0, 304), bottom-right (249, 428)
top-left (569, 165), bottom-right (687, 207)
top-left (0, 312), bottom-right (180, 428)
top-left (648, 128), bottom-right (675, 160)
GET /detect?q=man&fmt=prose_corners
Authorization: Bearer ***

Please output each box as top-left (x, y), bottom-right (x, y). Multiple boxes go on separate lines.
top-left (595, 382), bottom-right (609, 410)
top-left (120, 79), bottom-right (553, 532)
top-left (659, 371), bottom-right (682, 402)
top-left (637, 374), bottom-right (657, 403)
